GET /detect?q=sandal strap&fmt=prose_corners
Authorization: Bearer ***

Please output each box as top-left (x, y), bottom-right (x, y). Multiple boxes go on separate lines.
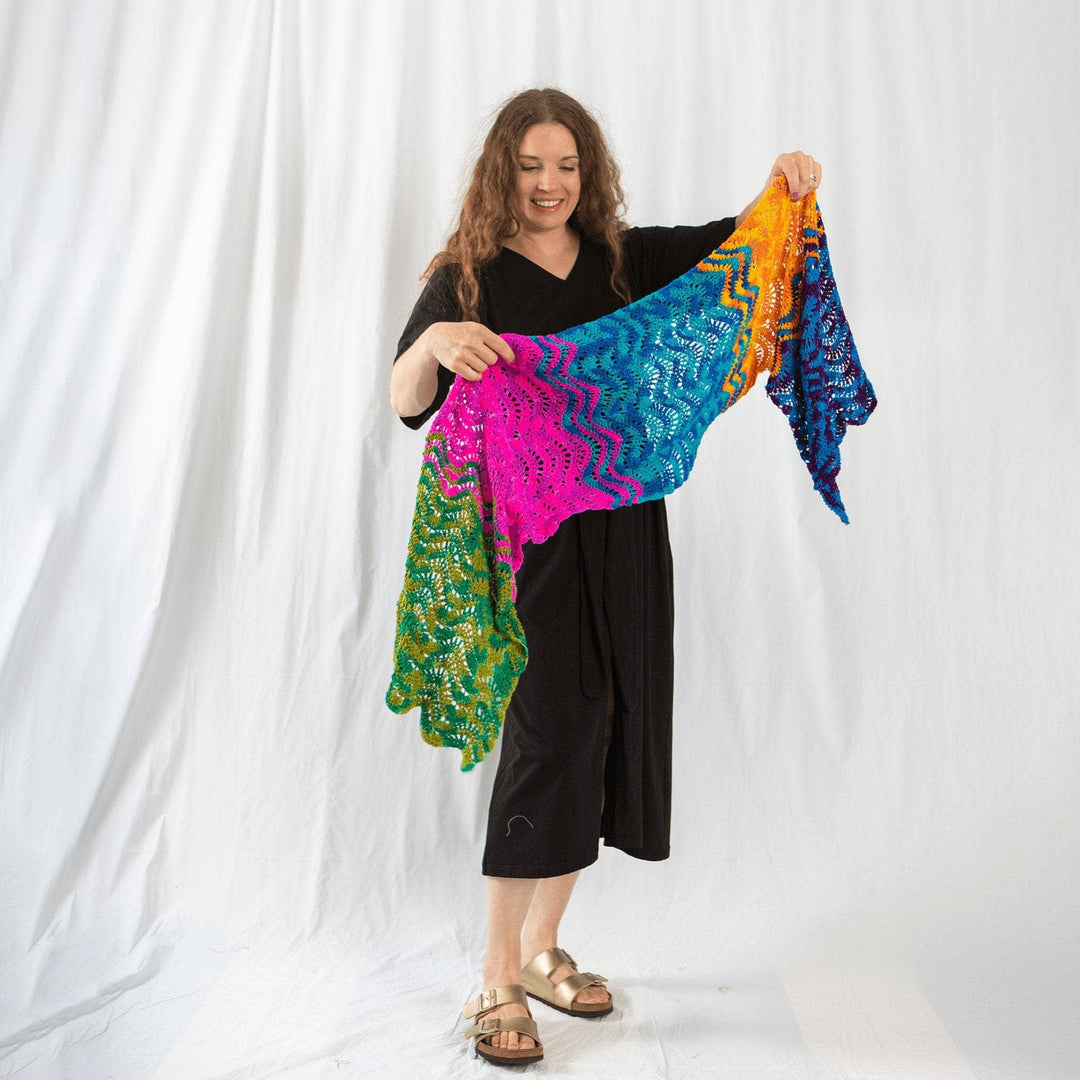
top-left (524, 946), bottom-right (576, 980)
top-left (549, 969), bottom-right (608, 1009)
top-left (465, 1014), bottom-right (540, 1042)
top-left (462, 983), bottom-right (528, 1019)
top-left (521, 947), bottom-right (608, 1009)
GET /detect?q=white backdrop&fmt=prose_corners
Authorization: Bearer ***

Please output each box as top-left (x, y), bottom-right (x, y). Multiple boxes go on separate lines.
top-left (1, 1), bottom-right (1077, 1078)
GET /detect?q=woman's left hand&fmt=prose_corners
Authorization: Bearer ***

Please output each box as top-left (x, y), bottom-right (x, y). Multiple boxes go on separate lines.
top-left (769, 151), bottom-right (822, 200)
top-left (735, 151), bottom-right (824, 226)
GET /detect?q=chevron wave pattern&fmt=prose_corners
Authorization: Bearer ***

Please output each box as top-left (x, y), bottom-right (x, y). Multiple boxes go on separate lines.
top-left (388, 178), bottom-right (876, 769)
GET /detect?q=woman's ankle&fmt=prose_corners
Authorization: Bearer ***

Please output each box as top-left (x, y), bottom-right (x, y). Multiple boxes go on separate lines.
top-left (520, 933), bottom-right (558, 964)
top-left (482, 960), bottom-right (523, 988)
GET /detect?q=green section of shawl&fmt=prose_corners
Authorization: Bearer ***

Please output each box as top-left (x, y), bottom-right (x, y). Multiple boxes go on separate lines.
top-left (385, 433), bottom-right (525, 770)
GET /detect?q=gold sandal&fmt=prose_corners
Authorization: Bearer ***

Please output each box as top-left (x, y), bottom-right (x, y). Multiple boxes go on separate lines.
top-left (520, 947), bottom-right (613, 1017)
top-left (462, 984), bottom-right (544, 1065)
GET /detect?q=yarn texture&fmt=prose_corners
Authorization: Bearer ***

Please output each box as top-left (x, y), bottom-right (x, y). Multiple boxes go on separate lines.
top-left (387, 177), bottom-right (876, 770)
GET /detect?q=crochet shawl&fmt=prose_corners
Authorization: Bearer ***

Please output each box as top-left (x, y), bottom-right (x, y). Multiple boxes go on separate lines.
top-left (387, 177), bottom-right (876, 770)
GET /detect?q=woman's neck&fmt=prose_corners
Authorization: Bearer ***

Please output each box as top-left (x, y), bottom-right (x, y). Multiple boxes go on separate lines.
top-left (502, 224), bottom-right (580, 278)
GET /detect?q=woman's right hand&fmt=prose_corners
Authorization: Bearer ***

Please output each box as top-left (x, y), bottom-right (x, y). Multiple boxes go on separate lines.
top-left (422, 321), bottom-right (515, 382)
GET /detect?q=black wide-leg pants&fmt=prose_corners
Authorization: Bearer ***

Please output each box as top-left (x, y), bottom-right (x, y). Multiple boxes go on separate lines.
top-left (481, 499), bottom-right (676, 878)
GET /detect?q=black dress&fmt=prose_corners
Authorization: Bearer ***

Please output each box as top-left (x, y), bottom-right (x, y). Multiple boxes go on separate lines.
top-left (394, 217), bottom-right (736, 877)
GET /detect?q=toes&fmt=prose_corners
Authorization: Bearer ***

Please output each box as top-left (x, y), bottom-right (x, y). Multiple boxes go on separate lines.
top-left (483, 1004), bottom-right (536, 1051)
top-left (575, 984), bottom-right (611, 1005)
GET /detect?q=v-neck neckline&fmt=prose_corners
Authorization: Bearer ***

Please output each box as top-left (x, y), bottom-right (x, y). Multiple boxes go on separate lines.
top-left (501, 235), bottom-right (583, 283)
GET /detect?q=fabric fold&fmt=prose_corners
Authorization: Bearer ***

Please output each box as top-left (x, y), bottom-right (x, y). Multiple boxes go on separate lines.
top-left (386, 176), bottom-right (876, 770)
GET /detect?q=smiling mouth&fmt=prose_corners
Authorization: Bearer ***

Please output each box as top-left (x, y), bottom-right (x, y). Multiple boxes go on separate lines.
top-left (532, 199), bottom-right (563, 209)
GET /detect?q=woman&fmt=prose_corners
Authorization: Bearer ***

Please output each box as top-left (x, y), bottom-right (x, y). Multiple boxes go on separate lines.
top-left (390, 87), bottom-right (820, 1066)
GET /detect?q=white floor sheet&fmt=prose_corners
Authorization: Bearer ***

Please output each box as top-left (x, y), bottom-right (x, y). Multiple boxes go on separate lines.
top-left (1, 2), bottom-right (1077, 1078)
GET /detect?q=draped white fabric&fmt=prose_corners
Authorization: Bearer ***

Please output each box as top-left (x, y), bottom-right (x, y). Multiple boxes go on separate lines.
top-left (1, 1), bottom-right (1077, 1077)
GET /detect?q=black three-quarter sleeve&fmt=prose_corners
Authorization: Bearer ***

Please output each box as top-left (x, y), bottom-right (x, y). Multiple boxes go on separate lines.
top-left (622, 217), bottom-right (738, 300)
top-left (392, 264), bottom-right (462, 430)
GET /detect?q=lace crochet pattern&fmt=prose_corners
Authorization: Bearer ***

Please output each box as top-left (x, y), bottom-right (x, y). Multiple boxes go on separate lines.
top-left (387, 177), bottom-right (876, 770)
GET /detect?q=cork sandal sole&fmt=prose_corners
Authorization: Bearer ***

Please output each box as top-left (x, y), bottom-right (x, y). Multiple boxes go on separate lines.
top-left (523, 989), bottom-right (613, 1017)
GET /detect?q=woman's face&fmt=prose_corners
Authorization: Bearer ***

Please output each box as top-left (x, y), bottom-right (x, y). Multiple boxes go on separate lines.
top-left (513, 122), bottom-right (581, 237)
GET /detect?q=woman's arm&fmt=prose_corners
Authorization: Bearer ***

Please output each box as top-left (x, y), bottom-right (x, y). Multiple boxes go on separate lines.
top-left (735, 151), bottom-right (823, 227)
top-left (390, 331), bottom-right (442, 418)
top-left (389, 321), bottom-right (516, 418)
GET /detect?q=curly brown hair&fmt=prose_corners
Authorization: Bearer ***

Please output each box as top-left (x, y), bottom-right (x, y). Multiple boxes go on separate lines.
top-left (423, 88), bottom-right (631, 321)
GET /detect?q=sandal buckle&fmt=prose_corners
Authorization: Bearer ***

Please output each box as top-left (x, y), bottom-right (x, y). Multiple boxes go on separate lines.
top-left (479, 988), bottom-right (498, 1011)
top-left (476, 1018), bottom-right (501, 1034)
